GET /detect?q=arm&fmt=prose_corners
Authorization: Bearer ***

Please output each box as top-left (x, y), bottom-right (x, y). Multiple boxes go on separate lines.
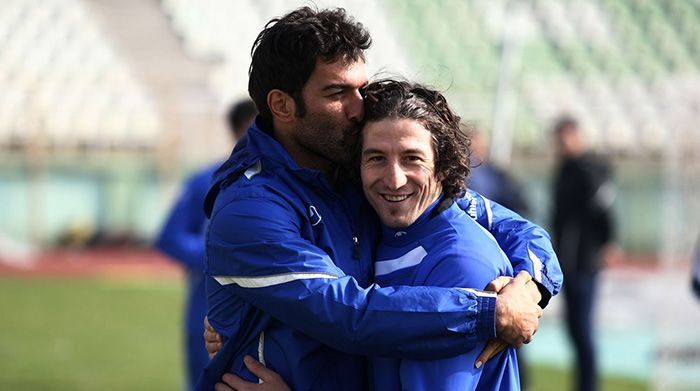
top-left (155, 174), bottom-right (208, 269)
top-left (207, 194), bottom-right (496, 360)
top-left (457, 190), bottom-right (563, 307)
top-left (397, 244), bottom-right (507, 390)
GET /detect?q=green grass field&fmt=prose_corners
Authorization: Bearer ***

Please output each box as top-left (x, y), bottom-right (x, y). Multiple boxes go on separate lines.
top-left (0, 277), bottom-right (648, 390)
top-left (0, 277), bottom-right (183, 390)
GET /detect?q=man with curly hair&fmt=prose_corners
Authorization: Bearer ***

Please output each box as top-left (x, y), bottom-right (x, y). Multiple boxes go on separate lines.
top-left (360, 80), bottom-right (520, 390)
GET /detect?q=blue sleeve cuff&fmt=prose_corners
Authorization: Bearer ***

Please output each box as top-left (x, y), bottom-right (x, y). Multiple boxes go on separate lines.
top-left (476, 294), bottom-right (497, 341)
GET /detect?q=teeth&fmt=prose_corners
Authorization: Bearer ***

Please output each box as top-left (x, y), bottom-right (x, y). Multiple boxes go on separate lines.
top-left (383, 194), bottom-right (408, 202)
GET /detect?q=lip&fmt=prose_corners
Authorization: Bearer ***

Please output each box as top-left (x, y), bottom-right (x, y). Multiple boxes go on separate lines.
top-left (380, 193), bottom-right (411, 202)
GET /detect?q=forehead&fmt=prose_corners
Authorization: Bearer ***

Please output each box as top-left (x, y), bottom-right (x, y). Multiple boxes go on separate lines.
top-left (304, 57), bottom-right (368, 91)
top-left (362, 118), bottom-right (434, 152)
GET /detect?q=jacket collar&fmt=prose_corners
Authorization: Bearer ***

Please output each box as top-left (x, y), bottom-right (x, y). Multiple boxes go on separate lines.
top-left (204, 118), bottom-right (332, 216)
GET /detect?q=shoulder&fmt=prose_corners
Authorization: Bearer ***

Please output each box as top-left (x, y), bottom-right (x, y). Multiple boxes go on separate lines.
top-left (442, 212), bottom-right (507, 266)
top-left (214, 159), bottom-right (299, 209)
top-left (209, 162), bottom-right (307, 237)
top-left (417, 208), bottom-right (511, 287)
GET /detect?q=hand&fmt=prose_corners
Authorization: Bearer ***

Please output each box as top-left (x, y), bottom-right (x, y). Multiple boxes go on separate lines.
top-left (204, 316), bottom-right (223, 359)
top-left (215, 355), bottom-right (292, 391)
top-left (495, 271), bottom-right (543, 347)
top-left (601, 244), bottom-right (623, 267)
top-left (484, 276), bottom-right (512, 293)
top-left (474, 338), bottom-right (508, 368)
top-left (487, 275), bottom-right (541, 304)
top-left (525, 278), bottom-right (542, 304)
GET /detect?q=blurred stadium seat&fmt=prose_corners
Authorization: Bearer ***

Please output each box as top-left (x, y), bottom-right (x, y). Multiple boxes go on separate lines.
top-left (0, 0), bottom-right (160, 150)
top-left (0, 0), bottom-right (698, 254)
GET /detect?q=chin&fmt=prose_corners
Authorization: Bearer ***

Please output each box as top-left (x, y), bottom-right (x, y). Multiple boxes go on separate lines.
top-left (383, 217), bottom-right (410, 229)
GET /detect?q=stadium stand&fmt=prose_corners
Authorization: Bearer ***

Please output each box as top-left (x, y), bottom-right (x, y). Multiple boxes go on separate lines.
top-left (1, 0), bottom-right (699, 252)
top-left (3, 0), bottom-right (699, 154)
top-left (0, 0), bottom-right (160, 150)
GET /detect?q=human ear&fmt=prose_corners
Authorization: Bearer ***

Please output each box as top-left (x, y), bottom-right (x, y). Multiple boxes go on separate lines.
top-left (267, 89), bottom-right (296, 123)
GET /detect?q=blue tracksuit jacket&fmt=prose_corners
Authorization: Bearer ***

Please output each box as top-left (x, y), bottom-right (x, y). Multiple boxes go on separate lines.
top-left (155, 163), bottom-right (218, 389)
top-left (371, 198), bottom-right (519, 391)
top-left (197, 121), bottom-right (561, 390)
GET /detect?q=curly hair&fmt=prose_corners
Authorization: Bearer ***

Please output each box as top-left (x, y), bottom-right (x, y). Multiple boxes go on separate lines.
top-left (248, 7), bottom-right (371, 129)
top-left (361, 79), bottom-right (471, 198)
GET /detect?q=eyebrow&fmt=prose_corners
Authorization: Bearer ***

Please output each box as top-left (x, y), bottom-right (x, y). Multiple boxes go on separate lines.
top-left (322, 83), bottom-right (353, 92)
top-left (401, 148), bottom-right (427, 156)
top-left (322, 81), bottom-right (369, 92)
top-left (362, 148), bottom-right (426, 156)
top-left (362, 148), bottom-right (384, 156)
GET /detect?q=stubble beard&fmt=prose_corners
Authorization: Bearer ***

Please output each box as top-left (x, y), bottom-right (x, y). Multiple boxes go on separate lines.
top-left (297, 113), bottom-right (360, 166)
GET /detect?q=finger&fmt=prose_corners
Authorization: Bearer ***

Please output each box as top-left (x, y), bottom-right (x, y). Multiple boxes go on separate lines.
top-left (204, 319), bottom-right (222, 343)
top-left (512, 270), bottom-right (533, 285)
top-left (204, 329), bottom-right (218, 343)
top-left (475, 339), bottom-right (507, 368)
top-left (243, 355), bottom-right (278, 383)
top-left (207, 341), bottom-right (222, 359)
top-left (525, 280), bottom-right (543, 303)
top-left (485, 276), bottom-right (512, 293)
top-left (219, 372), bottom-right (254, 390)
top-left (214, 378), bottom-right (236, 391)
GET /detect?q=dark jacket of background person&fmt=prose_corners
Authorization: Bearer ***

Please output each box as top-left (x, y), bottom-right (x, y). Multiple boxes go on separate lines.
top-left (468, 130), bottom-right (529, 216)
top-left (693, 238), bottom-right (700, 299)
top-left (470, 163), bottom-right (529, 216)
top-left (552, 151), bottom-right (615, 274)
top-left (550, 115), bottom-right (616, 391)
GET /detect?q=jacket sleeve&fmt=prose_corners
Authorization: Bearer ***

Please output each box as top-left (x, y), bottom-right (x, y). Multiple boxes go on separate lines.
top-left (456, 190), bottom-right (563, 307)
top-left (155, 175), bottom-right (207, 269)
top-left (206, 194), bottom-right (496, 360)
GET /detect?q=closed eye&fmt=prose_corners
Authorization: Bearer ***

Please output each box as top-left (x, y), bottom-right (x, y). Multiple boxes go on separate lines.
top-left (365, 155), bottom-right (385, 163)
top-left (404, 155), bottom-right (424, 162)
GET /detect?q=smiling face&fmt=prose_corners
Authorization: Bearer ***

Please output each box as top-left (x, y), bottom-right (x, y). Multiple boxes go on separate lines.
top-left (360, 118), bottom-right (443, 228)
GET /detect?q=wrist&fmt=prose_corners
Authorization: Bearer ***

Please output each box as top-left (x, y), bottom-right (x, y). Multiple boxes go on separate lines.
top-left (476, 294), bottom-right (497, 341)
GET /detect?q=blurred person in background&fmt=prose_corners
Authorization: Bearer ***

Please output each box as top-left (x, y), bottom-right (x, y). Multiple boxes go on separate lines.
top-left (469, 128), bottom-right (529, 216)
top-left (469, 128), bottom-right (532, 389)
top-left (155, 99), bottom-right (257, 389)
top-left (692, 236), bottom-right (700, 300)
top-left (551, 116), bottom-right (617, 391)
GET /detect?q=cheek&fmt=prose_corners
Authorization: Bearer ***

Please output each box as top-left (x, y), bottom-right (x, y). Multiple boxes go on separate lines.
top-left (362, 166), bottom-right (389, 196)
top-left (360, 167), bottom-right (374, 191)
top-left (416, 167), bottom-right (435, 185)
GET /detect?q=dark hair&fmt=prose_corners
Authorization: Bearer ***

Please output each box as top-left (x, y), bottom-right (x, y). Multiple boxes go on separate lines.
top-left (553, 115), bottom-right (579, 135)
top-left (226, 99), bottom-right (258, 138)
top-left (361, 79), bottom-right (471, 198)
top-left (248, 7), bottom-right (371, 129)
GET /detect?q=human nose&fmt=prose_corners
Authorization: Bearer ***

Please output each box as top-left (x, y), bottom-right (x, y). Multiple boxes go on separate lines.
top-left (345, 89), bottom-right (364, 122)
top-left (383, 161), bottom-right (407, 190)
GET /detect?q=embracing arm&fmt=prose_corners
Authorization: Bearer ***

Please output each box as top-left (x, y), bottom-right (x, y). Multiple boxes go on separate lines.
top-left (457, 190), bottom-right (563, 306)
top-left (207, 195), bottom-right (501, 360)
